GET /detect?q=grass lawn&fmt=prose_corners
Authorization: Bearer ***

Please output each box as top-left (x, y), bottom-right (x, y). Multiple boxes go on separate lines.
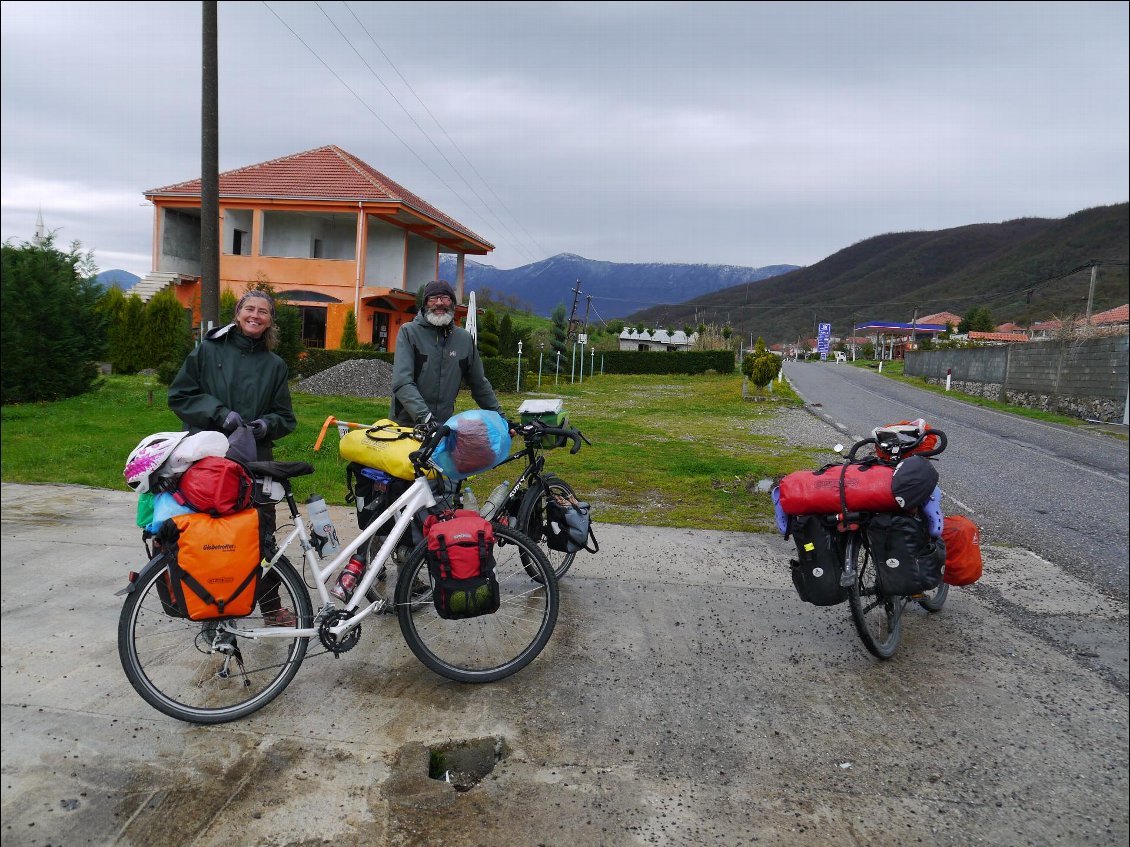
top-left (1, 371), bottom-right (828, 533)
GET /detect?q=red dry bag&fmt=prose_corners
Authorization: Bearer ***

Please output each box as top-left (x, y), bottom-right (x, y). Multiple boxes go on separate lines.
top-left (777, 463), bottom-right (898, 516)
top-left (942, 515), bottom-right (983, 586)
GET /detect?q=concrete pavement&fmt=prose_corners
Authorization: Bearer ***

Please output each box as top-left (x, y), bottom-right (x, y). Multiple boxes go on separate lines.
top-left (1, 481), bottom-right (1127, 846)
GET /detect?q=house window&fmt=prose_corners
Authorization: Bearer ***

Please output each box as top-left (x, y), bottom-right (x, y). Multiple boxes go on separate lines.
top-left (312, 238), bottom-right (324, 259)
top-left (233, 229), bottom-right (249, 256)
top-left (299, 306), bottom-right (327, 349)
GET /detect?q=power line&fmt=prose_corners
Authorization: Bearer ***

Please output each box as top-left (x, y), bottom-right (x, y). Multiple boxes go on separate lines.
top-left (342, 1), bottom-right (548, 261)
top-left (262, 1), bottom-right (534, 262)
top-left (316, 1), bottom-right (539, 264)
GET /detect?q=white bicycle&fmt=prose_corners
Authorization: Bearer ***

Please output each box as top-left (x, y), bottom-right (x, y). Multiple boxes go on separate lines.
top-left (117, 426), bottom-right (559, 724)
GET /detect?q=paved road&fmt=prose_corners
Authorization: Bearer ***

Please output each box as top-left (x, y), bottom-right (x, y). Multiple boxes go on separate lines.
top-left (2, 476), bottom-right (1128, 847)
top-left (783, 361), bottom-right (1130, 601)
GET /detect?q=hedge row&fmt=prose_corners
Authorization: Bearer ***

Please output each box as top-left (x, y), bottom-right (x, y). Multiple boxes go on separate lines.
top-left (599, 350), bottom-right (735, 375)
top-left (294, 348), bottom-right (735, 391)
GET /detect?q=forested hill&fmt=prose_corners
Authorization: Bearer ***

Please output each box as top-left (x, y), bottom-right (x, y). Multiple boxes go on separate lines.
top-left (629, 203), bottom-right (1128, 345)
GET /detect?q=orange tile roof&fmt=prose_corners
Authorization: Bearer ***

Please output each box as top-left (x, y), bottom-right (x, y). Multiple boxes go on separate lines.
top-left (918, 311), bottom-right (962, 327)
top-left (1092, 303), bottom-right (1129, 325)
top-left (145, 144), bottom-right (488, 247)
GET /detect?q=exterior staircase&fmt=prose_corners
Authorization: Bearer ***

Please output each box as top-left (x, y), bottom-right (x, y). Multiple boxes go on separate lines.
top-left (131, 272), bottom-right (193, 303)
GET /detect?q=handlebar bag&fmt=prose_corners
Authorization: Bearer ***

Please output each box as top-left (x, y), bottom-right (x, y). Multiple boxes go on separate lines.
top-left (873, 419), bottom-right (941, 461)
top-left (423, 510), bottom-right (500, 620)
top-left (941, 515), bottom-right (983, 586)
top-left (431, 410), bottom-right (512, 481)
top-left (163, 509), bottom-right (262, 620)
top-left (173, 456), bottom-right (254, 516)
top-left (866, 512), bottom-right (945, 596)
top-left (778, 463), bottom-right (898, 516)
top-left (788, 514), bottom-right (848, 606)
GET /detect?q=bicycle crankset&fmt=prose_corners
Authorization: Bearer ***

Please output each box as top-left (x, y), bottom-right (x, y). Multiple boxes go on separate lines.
top-left (318, 609), bottom-right (361, 657)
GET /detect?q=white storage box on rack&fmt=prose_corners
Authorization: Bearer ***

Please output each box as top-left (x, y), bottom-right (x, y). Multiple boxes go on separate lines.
top-left (517, 399), bottom-right (569, 449)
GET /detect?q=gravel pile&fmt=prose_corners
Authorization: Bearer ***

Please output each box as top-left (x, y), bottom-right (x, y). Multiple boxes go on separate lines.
top-left (295, 358), bottom-right (394, 398)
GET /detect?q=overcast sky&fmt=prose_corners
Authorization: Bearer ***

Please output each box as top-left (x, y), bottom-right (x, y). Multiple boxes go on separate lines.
top-left (2, 1), bottom-right (1127, 280)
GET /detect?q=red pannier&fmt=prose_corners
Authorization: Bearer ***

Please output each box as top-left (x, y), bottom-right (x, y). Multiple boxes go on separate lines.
top-left (941, 515), bottom-right (983, 585)
top-left (423, 510), bottom-right (500, 620)
top-left (777, 463), bottom-right (898, 516)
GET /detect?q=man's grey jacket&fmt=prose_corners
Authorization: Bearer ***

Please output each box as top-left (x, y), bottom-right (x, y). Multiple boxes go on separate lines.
top-left (390, 312), bottom-right (503, 426)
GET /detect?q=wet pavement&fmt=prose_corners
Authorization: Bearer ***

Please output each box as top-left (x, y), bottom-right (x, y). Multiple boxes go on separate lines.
top-left (1, 482), bottom-right (1127, 846)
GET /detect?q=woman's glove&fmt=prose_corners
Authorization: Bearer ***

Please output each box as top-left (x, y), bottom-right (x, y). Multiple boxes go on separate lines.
top-left (223, 410), bottom-right (244, 433)
top-left (249, 419), bottom-right (269, 440)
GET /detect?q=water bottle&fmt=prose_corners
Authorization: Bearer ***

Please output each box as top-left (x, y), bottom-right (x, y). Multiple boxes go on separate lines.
top-left (461, 486), bottom-right (479, 513)
top-left (306, 493), bottom-right (340, 558)
top-left (480, 481), bottom-right (510, 520)
top-left (332, 556), bottom-right (366, 602)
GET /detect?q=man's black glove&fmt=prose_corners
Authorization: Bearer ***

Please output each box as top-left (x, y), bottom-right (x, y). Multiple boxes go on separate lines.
top-left (223, 410), bottom-right (244, 433)
top-left (414, 414), bottom-right (440, 440)
top-left (249, 419), bottom-right (269, 440)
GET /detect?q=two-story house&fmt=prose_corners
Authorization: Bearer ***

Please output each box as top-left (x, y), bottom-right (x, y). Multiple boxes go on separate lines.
top-left (136, 145), bottom-right (492, 351)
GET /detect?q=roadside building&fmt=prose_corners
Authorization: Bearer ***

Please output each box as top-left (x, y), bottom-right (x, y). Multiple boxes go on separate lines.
top-left (618, 328), bottom-right (699, 351)
top-left (135, 145), bottom-right (492, 351)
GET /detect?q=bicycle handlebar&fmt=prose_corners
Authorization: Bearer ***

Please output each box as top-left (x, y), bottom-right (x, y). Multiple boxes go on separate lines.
top-left (846, 427), bottom-right (947, 463)
top-left (512, 420), bottom-right (591, 455)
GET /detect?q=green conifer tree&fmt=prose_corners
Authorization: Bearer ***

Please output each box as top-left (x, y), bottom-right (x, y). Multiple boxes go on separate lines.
top-left (1, 236), bottom-right (106, 402)
top-left (478, 309), bottom-right (500, 357)
top-left (340, 307), bottom-right (360, 350)
top-left (551, 304), bottom-right (569, 357)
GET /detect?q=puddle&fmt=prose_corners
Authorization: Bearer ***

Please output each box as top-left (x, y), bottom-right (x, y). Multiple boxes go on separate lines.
top-left (427, 736), bottom-right (507, 792)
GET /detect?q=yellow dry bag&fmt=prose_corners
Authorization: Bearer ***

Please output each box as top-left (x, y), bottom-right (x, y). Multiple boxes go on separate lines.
top-left (338, 420), bottom-right (436, 480)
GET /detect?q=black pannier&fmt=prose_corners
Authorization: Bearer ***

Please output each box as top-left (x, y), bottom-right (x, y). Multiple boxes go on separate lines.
top-left (788, 514), bottom-right (849, 606)
top-left (866, 512), bottom-right (946, 596)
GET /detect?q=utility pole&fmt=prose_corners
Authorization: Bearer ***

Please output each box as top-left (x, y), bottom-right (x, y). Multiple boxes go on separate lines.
top-left (910, 305), bottom-right (918, 352)
top-left (1084, 261), bottom-right (1099, 328)
top-left (200, 0), bottom-right (220, 332)
top-left (566, 281), bottom-right (582, 339)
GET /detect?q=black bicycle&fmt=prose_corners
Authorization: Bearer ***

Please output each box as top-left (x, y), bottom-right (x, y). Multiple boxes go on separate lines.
top-left (838, 425), bottom-right (949, 659)
top-left (460, 419), bottom-right (594, 580)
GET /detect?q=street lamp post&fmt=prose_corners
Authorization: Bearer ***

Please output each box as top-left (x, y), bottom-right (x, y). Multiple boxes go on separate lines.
top-left (538, 343), bottom-right (544, 387)
top-left (516, 341), bottom-right (523, 392)
top-left (555, 350), bottom-right (561, 386)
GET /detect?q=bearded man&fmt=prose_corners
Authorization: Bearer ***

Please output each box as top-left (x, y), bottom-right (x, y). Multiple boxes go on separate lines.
top-left (389, 279), bottom-right (505, 429)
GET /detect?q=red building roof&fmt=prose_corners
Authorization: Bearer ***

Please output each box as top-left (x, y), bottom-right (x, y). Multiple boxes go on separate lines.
top-left (1092, 303), bottom-right (1129, 325)
top-left (146, 144), bottom-right (489, 247)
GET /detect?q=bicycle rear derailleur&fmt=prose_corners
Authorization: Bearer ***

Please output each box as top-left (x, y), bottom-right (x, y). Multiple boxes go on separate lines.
top-left (318, 609), bottom-right (361, 657)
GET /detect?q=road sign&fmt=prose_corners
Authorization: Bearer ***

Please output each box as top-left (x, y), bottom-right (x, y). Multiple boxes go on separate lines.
top-left (817, 322), bottom-right (832, 361)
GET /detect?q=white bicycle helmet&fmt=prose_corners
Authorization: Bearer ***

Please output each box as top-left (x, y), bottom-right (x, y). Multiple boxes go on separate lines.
top-left (123, 431), bottom-right (190, 493)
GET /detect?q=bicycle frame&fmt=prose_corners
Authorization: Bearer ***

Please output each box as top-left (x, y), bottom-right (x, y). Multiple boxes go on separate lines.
top-left (486, 446), bottom-right (546, 513)
top-left (226, 474), bottom-right (437, 642)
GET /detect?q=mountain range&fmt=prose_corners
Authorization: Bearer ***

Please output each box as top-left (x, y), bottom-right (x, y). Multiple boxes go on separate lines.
top-left (95, 269), bottom-right (140, 290)
top-left (629, 203), bottom-right (1129, 344)
top-left (440, 253), bottom-right (798, 320)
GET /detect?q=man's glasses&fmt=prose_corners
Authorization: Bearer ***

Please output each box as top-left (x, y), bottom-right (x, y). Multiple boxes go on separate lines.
top-left (426, 295), bottom-right (453, 304)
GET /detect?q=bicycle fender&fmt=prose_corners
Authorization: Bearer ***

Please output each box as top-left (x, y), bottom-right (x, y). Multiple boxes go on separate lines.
top-left (115, 552), bottom-right (170, 597)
